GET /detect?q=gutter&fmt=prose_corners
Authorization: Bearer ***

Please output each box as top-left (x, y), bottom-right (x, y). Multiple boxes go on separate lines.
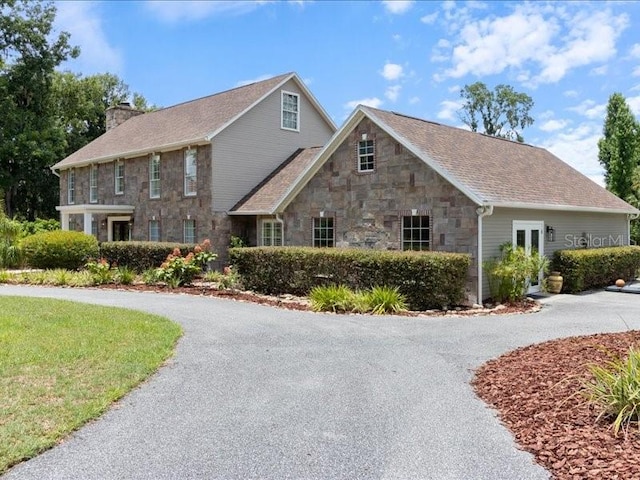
top-left (476, 204), bottom-right (494, 305)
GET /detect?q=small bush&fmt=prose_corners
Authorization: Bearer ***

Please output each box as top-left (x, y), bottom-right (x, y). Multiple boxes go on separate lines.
top-left (364, 286), bottom-right (407, 314)
top-left (114, 266), bottom-right (135, 285)
top-left (85, 258), bottom-right (114, 285)
top-left (485, 243), bottom-right (549, 303)
top-left (142, 268), bottom-right (160, 285)
top-left (68, 271), bottom-right (94, 287)
top-left (156, 240), bottom-right (217, 288)
top-left (230, 247), bottom-right (470, 310)
top-left (99, 241), bottom-right (196, 273)
top-left (553, 246), bottom-right (640, 293)
top-left (22, 231), bottom-right (99, 270)
top-left (309, 285), bottom-right (356, 313)
top-left (19, 218), bottom-right (60, 237)
top-left (583, 347), bottom-right (640, 436)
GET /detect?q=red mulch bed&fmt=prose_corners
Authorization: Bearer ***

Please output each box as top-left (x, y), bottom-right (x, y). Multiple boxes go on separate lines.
top-left (473, 331), bottom-right (640, 480)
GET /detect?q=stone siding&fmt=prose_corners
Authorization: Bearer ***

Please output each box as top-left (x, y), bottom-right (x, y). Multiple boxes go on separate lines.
top-left (283, 118), bottom-right (479, 303)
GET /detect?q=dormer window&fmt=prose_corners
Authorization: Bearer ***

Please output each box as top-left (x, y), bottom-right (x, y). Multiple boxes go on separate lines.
top-left (281, 91), bottom-right (299, 131)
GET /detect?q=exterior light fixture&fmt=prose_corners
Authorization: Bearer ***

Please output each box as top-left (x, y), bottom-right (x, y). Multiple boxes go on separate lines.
top-left (546, 225), bottom-right (555, 242)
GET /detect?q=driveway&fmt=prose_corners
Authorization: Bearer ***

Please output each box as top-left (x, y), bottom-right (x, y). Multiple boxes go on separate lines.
top-left (2, 286), bottom-right (639, 480)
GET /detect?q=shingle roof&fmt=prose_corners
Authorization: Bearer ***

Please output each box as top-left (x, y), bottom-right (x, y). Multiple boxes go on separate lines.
top-left (52, 73), bottom-right (295, 170)
top-left (362, 106), bottom-right (637, 213)
top-left (231, 147), bottom-right (322, 214)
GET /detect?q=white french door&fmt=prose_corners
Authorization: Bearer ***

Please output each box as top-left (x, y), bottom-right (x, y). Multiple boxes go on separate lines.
top-left (512, 221), bottom-right (544, 294)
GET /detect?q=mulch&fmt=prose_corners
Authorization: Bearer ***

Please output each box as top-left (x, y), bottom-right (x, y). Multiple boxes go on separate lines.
top-left (473, 331), bottom-right (640, 480)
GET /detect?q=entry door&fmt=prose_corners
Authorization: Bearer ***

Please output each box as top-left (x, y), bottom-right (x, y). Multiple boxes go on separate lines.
top-left (112, 221), bottom-right (130, 242)
top-left (512, 221), bottom-right (544, 294)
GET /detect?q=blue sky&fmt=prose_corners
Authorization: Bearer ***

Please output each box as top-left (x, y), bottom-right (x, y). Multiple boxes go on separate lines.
top-left (54, 0), bottom-right (640, 186)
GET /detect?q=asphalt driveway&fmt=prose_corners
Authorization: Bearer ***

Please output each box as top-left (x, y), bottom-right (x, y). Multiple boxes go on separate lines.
top-left (2, 286), bottom-right (639, 480)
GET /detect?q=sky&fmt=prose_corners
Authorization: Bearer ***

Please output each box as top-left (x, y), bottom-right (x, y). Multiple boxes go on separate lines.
top-left (53, 0), bottom-right (640, 186)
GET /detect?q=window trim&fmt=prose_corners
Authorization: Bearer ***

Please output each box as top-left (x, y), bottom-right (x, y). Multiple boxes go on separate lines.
top-left (67, 168), bottom-right (75, 205)
top-left (312, 216), bottom-right (335, 248)
top-left (357, 139), bottom-right (375, 173)
top-left (149, 154), bottom-right (161, 199)
top-left (184, 149), bottom-right (197, 197)
top-left (183, 219), bottom-right (196, 244)
top-left (281, 91), bottom-right (300, 132)
top-left (89, 164), bottom-right (98, 203)
top-left (260, 219), bottom-right (283, 246)
top-left (149, 219), bottom-right (160, 242)
top-left (114, 160), bottom-right (124, 195)
top-left (401, 214), bottom-right (431, 251)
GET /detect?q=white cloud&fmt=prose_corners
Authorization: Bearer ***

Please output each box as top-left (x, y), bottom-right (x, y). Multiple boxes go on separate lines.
top-left (541, 122), bottom-right (605, 186)
top-left (627, 95), bottom-right (640, 116)
top-left (437, 99), bottom-right (463, 121)
top-left (447, 84), bottom-right (460, 93)
top-left (563, 90), bottom-right (579, 98)
top-left (568, 99), bottom-right (607, 120)
top-left (539, 119), bottom-right (568, 132)
top-left (380, 63), bottom-right (404, 81)
top-left (420, 12), bottom-right (438, 24)
top-left (436, 3), bottom-right (628, 87)
top-left (382, 0), bottom-right (414, 15)
top-left (630, 43), bottom-right (640, 58)
top-left (344, 97), bottom-right (383, 110)
top-left (144, 1), bottom-right (262, 23)
top-left (55, 2), bottom-right (122, 74)
top-left (633, 66), bottom-right (640, 77)
top-left (235, 74), bottom-right (274, 87)
top-left (385, 85), bottom-right (401, 102)
top-left (538, 110), bottom-right (555, 120)
top-left (590, 65), bottom-right (608, 76)
top-left (409, 96), bottom-right (420, 105)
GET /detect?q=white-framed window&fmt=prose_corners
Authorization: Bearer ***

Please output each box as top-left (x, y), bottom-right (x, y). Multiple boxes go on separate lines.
top-left (89, 164), bottom-right (98, 203)
top-left (91, 218), bottom-right (98, 237)
top-left (313, 217), bottom-right (334, 247)
top-left (358, 139), bottom-right (375, 172)
top-left (115, 160), bottom-right (124, 195)
top-left (184, 149), bottom-right (197, 196)
top-left (261, 220), bottom-right (283, 246)
top-left (67, 169), bottom-right (75, 204)
top-left (402, 215), bottom-right (430, 251)
top-left (183, 219), bottom-right (196, 244)
top-left (149, 220), bottom-right (160, 242)
top-left (149, 154), bottom-right (160, 199)
top-left (281, 91), bottom-right (299, 131)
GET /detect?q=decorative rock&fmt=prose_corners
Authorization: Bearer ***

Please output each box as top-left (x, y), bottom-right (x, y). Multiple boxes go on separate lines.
top-left (615, 279), bottom-right (626, 288)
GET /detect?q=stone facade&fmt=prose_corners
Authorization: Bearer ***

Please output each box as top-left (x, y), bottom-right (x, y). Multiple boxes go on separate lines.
top-left (105, 104), bottom-right (144, 131)
top-left (282, 118), bottom-right (479, 301)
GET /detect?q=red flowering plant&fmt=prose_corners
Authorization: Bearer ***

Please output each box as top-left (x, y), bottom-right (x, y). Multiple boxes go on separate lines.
top-left (156, 240), bottom-right (217, 288)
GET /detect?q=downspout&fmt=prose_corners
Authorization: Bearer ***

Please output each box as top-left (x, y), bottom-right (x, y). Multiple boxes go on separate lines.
top-left (476, 204), bottom-right (494, 305)
top-left (628, 213), bottom-right (639, 245)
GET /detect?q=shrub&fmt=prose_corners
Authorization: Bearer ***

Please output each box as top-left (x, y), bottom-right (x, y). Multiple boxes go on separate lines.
top-left (114, 266), bottom-right (135, 285)
top-left (156, 240), bottom-right (217, 288)
top-left (142, 268), bottom-right (160, 285)
top-left (364, 286), bottom-right (407, 314)
top-left (229, 247), bottom-right (470, 310)
top-left (583, 347), bottom-right (640, 436)
top-left (99, 241), bottom-right (195, 273)
top-left (485, 243), bottom-right (549, 303)
top-left (19, 218), bottom-right (60, 237)
top-left (552, 246), bottom-right (640, 293)
top-left (309, 285), bottom-right (356, 313)
top-left (85, 258), bottom-right (114, 285)
top-left (0, 215), bottom-right (23, 268)
top-left (22, 231), bottom-right (99, 270)
top-left (205, 267), bottom-right (241, 290)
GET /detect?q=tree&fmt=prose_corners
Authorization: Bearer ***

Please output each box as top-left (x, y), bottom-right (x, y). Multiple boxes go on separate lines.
top-left (52, 72), bottom-right (153, 157)
top-left (598, 93), bottom-right (640, 204)
top-left (0, 0), bottom-right (78, 220)
top-left (458, 82), bottom-right (534, 142)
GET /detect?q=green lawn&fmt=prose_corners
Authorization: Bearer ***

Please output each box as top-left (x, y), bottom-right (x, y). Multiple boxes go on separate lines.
top-left (0, 296), bottom-right (182, 474)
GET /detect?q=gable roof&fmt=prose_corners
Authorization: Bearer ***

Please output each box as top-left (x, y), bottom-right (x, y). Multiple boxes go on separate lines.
top-left (52, 73), bottom-right (336, 171)
top-left (231, 147), bottom-right (322, 215)
top-left (274, 105), bottom-right (638, 215)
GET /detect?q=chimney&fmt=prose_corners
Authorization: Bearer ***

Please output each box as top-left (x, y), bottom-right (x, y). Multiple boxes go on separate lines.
top-left (105, 102), bottom-right (144, 131)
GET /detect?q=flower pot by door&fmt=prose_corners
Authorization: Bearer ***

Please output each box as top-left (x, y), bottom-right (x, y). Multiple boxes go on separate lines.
top-left (547, 271), bottom-right (563, 294)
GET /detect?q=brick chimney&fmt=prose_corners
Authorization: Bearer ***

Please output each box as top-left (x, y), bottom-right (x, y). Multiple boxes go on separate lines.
top-left (105, 102), bottom-right (144, 131)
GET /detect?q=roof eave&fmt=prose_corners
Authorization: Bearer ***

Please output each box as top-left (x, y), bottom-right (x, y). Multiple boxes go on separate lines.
top-left (51, 138), bottom-right (211, 172)
top-left (228, 210), bottom-right (274, 216)
top-left (491, 201), bottom-right (640, 215)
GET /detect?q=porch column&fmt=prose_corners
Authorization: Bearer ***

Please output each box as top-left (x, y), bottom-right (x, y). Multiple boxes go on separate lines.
top-left (60, 212), bottom-right (70, 231)
top-left (83, 212), bottom-right (93, 235)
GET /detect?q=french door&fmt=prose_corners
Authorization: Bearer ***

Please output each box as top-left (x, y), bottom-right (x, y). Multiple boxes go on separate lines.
top-left (512, 221), bottom-right (544, 294)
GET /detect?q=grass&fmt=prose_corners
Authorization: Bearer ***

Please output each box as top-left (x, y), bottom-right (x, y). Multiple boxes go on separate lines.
top-left (0, 296), bottom-right (182, 474)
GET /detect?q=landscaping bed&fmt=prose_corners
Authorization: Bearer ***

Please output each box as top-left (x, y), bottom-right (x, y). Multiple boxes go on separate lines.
top-left (473, 331), bottom-right (640, 480)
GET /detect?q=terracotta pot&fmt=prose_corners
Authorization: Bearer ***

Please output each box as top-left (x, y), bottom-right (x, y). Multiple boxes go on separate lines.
top-left (547, 271), bottom-right (563, 294)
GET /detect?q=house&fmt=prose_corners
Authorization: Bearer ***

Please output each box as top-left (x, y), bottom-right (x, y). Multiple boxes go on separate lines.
top-left (52, 73), bottom-right (337, 261)
top-left (231, 105), bottom-right (640, 303)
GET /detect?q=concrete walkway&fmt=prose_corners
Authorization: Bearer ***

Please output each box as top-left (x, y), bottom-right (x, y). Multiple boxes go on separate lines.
top-left (2, 285), bottom-right (639, 480)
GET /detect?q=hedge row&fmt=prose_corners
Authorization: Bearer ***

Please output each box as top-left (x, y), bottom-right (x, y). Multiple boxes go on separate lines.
top-left (229, 247), bottom-right (471, 310)
top-left (99, 241), bottom-right (195, 272)
top-left (552, 246), bottom-right (640, 293)
top-left (22, 231), bottom-right (99, 270)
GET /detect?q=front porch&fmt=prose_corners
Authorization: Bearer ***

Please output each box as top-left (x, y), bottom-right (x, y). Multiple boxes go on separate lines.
top-left (56, 204), bottom-right (135, 241)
